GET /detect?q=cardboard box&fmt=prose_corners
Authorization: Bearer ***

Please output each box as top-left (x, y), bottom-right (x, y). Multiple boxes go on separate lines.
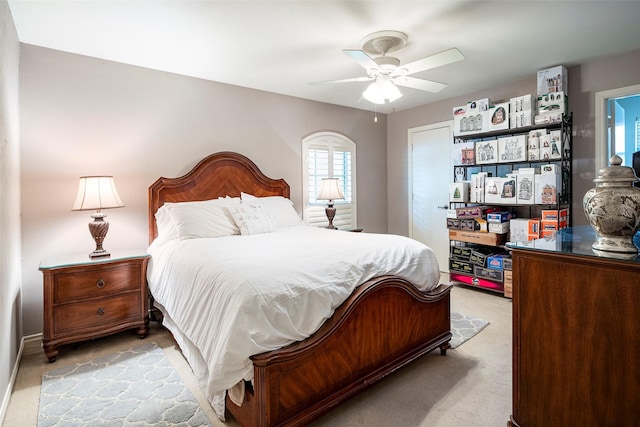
top-left (452, 139), bottom-right (475, 165)
top-left (487, 211), bottom-right (515, 223)
top-left (470, 247), bottom-right (497, 267)
top-left (528, 218), bottom-right (541, 236)
top-left (509, 218), bottom-right (530, 243)
top-left (503, 270), bottom-right (513, 298)
top-left (449, 258), bottom-right (474, 275)
top-left (487, 254), bottom-right (511, 271)
top-left (450, 181), bottom-right (470, 202)
top-left (509, 111), bottom-right (532, 128)
top-left (460, 218), bottom-right (476, 231)
top-left (485, 177), bottom-right (517, 204)
top-left (516, 173), bottom-right (535, 205)
top-left (475, 139), bottom-right (499, 164)
top-left (455, 205), bottom-right (497, 219)
top-left (541, 208), bottom-right (568, 221)
top-left (541, 164), bottom-right (558, 174)
top-left (489, 102), bottom-right (509, 131)
top-left (535, 173), bottom-right (561, 204)
top-left (537, 91), bottom-right (568, 115)
top-left (503, 257), bottom-right (512, 271)
top-left (474, 265), bottom-right (504, 282)
top-left (510, 94), bottom-right (533, 113)
top-left (498, 135), bottom-right (527, 162)
top-left (454, 112), bottom-right (487, 136)
top-left (488, 221), bottom-right (510, 234)
top-left (535, 111), bottom-right (563, 125)
top-left (446, 218), bottom-right (461, 230)
top-left (450, 245), bottom-right (473, 260)
top-left (449, 230), bottom-right (508, 246)
top-left (475, 218), bottom-right (488, 232)
top-left (537, 65), bottom-right (567, 95)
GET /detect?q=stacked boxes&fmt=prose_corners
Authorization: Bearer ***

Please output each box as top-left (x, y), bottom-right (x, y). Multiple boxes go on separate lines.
top-left (540, 208), bottom-right (569, 238)
top-left (486, 211), bottom-right (515, 234)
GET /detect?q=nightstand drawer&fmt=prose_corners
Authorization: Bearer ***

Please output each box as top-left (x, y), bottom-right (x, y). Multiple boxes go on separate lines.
top-left (54, 263), bottom-right (142, 304)
top-left (53, 292), bottom-right (142, 335)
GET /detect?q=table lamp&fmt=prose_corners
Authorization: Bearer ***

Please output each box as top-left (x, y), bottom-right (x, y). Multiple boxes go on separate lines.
top-left (317, 178), bottom-right (344, 229)
top-left (72, 176), bottom-right (124, 258)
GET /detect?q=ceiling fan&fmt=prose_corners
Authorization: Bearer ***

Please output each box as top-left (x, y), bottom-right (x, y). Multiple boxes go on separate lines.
top-left (310, 30), bottom-right (464, 104)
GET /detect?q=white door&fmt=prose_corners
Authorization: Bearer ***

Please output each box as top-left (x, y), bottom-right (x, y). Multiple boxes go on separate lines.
top-left (409, 121), bottom-right (452, 273)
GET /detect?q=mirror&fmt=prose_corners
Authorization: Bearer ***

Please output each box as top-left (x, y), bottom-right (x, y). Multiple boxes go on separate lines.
top-left (595, 84), bottom-right (640, 172)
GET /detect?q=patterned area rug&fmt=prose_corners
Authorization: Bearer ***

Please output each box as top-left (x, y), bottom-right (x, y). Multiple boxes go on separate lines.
top-left (38, 342), bottom-right (211, 427)
top-left (450, 312), bottom-right (490, 348)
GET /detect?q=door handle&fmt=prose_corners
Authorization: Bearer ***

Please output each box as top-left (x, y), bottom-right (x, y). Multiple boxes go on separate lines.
top-left (437, 205), bottom-right (449, 209)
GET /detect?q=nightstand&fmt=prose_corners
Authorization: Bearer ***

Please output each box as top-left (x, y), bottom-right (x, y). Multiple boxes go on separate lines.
top-left (39, 251), bottom-right (150, 362)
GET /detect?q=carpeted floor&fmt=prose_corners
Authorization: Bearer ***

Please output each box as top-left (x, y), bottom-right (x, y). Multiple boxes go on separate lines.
top-left (4, 284), bottom-right (512, 427)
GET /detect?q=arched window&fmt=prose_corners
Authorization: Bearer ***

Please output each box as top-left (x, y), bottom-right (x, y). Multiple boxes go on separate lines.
top-left (302, 132), bottom-right (357, 229)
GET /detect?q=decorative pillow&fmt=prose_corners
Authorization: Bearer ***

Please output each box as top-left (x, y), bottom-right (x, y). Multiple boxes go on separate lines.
top-left (165, 199), bottom-right (240, 239)
top-left (229, 204), bottom-right (275, 235)
top-left (240, 193), bottom-right (302, 228)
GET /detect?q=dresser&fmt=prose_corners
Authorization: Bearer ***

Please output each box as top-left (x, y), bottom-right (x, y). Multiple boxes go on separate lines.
top-left (507, 226), bottom-right (640, 426)
top-left (40, 252), bottom-right (150, 362)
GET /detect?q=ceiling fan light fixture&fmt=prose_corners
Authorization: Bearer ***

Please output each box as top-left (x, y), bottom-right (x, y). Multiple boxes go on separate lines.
top-left (363, 76), bottom-right (403, 104)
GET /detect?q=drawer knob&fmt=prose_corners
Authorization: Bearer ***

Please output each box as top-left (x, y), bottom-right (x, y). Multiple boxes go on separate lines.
top-left (96, 279), bottom-right (105, 288)
top-left (97, 308), bottom-right (105, 316)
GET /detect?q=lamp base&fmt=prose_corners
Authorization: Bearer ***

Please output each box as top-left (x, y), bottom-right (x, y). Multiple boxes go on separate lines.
top-left (89, 249), bottom-right (111, 259)
top-left (88, 212), bottom-right (111, 259)
top-left (325, 205), bottom-right (337, 230)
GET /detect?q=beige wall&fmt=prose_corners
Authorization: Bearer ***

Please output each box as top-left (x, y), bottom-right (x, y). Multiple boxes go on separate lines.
top-left (19, 45), bottom-right (388, 336)
top-left (387, 48), bottom-right (640, 236)
top-left (0, 0), bottom-right (21, 418)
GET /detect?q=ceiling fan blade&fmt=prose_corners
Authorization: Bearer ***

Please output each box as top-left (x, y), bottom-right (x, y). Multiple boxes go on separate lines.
top-left (396, 47), bottom-right (464, 76)
top-left (309, 76), bottom-right (374, 85)
top-left (394, 76), bottom-right (448, 93)
top-left (343, 49), bottom-right (382, 72)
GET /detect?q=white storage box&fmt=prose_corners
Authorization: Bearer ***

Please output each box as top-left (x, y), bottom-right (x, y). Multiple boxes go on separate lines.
top-left (475, 139), bottom-right (498, 164)
top-left (516, 173), bottom-right (535, 205)
top-left (537, 65), bottom-right (567, 95)
top-left (485, 176), bottom-right (517, 204)
top-left (535, 173), bottom-right (561, 204)
top-left (498, 135), bottom-right (527, 163)
top-left (489, 103), bottom-right (509, 131)
top-left (450, 182), bottom-right (470, 202)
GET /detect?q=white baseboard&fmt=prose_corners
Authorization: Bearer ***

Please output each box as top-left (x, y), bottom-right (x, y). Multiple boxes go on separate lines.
top-left (0, 333), bottom-right (41, 425)
top-left (22, 333), bottom-right (43, 356)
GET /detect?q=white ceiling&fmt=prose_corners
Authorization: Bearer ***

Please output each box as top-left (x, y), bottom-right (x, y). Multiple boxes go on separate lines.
top-left (8, 1), bottom-right (640, 113)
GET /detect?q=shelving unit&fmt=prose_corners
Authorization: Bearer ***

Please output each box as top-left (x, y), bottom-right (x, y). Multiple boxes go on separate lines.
top-left (448, 113), bottom-right (572, 296)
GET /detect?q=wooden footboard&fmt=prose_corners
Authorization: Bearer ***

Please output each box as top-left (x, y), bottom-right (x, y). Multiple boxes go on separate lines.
top-left (226, 276), bottom-right (452, 427)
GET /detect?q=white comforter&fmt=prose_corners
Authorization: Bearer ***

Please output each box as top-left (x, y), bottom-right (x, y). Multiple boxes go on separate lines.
top-left (146, 225), bottom-right (440, 418)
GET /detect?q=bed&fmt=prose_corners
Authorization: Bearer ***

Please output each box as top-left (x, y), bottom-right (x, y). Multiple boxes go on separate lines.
top-left (147, 151), bottom-right (452, 427)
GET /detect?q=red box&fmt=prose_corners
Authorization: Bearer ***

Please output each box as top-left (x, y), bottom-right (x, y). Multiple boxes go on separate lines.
top-left (541, 208), bottom-right (568, 221)
top-left (527, 218), bottom-right (541, 236)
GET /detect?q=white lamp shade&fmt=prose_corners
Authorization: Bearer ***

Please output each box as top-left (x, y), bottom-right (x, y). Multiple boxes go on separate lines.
top-left (317, 178), bottom-right (344, 201)
top-left (363, 75), bottom-right (403, 104)
top-left (72, 176), bottom-right (125, 211)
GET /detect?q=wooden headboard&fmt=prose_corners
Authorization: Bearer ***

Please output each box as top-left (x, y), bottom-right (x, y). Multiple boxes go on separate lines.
top-left (148, 151), bottom-right (290, 243)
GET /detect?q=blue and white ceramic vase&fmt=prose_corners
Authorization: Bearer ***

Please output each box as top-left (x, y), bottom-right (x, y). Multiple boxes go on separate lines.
top-left (583, 155), bottom-right (640, 253)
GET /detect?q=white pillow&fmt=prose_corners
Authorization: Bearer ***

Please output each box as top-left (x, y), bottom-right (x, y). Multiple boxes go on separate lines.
top-left (240, 193), bottom-right (302, 228)
top-left (165, 199), bottom-right (240, 239)
top-left (153, 204), bottom-right (179, 246)
top-left (229, 204), bottom-right (275, 235)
